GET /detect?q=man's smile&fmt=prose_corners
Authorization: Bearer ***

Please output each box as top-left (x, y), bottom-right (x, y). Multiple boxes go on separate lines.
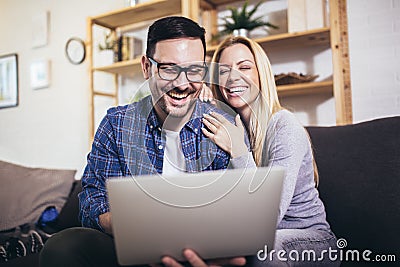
top-left (167, 90), bottom-right (190, 100)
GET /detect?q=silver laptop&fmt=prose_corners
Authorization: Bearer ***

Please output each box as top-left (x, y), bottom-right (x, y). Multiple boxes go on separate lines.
top-left (107, 166), bottom-right (284, 266)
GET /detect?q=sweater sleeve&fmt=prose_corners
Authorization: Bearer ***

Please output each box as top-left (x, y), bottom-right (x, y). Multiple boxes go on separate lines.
top-left (229, 152), bottom-right (257, 169)
top-left (263, 110), bottom-right (310, 224)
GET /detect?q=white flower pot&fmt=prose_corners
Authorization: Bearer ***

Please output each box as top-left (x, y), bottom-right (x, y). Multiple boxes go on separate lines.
top-left (233, 29), bottom-right (249, 38)
top-left (98, 50), bottom-right (115, 66)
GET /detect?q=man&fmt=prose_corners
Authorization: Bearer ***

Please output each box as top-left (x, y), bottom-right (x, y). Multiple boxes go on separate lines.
top-left (40, 16), bottom-right (247, 267)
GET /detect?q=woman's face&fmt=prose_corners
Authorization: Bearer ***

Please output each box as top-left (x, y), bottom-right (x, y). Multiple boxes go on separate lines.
top-left (217, 43), bottom-right (260, 111)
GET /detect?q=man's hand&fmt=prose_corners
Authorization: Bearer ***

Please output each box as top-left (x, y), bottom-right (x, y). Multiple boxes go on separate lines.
top-left (99, 212), bottom-right (113, 235)
top-left (161, 249), bottom-right (246, 267)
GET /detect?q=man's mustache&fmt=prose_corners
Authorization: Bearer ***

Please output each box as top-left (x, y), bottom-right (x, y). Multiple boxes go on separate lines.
top-left (163, 87), bottom-right (197, 95)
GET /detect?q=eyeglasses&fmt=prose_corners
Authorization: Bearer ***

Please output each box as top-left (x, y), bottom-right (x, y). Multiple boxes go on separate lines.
top-left (147, 57), bottom-right (208, 83)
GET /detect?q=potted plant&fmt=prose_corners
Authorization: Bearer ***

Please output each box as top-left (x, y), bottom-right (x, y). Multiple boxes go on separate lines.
top-left (98, 32), bottom-right (117, 51)
top-left (220, 0), bottom-right (278, 37)
top-left (98, 32), bottom-right (118, 64)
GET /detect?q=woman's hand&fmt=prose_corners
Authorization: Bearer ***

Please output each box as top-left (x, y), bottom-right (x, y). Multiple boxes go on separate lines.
top-left (199, 83), bottom-right (215, 104)
top-left (161, 249), bottom-right (246, 267)
top-left (202, 112), bottom-right (248, 158)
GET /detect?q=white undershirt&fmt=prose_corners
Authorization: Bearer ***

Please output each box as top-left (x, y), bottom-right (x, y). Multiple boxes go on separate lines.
top-left (162, 129), bottom-right (186, 176)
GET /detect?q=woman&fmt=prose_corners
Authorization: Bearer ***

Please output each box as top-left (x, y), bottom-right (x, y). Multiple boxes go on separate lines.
top-left (201, 36), bottom-right (339, 266)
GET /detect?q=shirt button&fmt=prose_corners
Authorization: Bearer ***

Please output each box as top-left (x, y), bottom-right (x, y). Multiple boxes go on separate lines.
top-left (150, 125), bottom-right (153, 129)
top-left (194, 128), bottom-right (198, 133)
top-left (158, 145), bottom-right (163, 150)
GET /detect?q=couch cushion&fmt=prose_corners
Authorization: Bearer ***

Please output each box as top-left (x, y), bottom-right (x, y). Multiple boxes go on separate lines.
top-left (307, 116), bottom-right (400, 256)
top-left (0, 160), bottom-right (76, 231)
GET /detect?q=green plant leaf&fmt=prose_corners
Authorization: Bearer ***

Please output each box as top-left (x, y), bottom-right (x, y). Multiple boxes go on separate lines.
top-left (221, 0), bottom-right (278, 32)
top-left (239, 1), bottom-right (248, 25)
top-left (248, 1), bottom-right (263, 19)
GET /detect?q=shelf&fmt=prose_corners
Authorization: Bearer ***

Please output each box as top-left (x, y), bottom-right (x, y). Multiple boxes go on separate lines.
top-left (207, 27), bottom-right (330, 54)
top-left (277, 81), bottom-right (333, 97)
top-left (93, 58), bottom-right (142, 76)
top-left (91, 0), bottom-right (181, 29)
top-left (200, 0), bottom-right (241, 10)
top-left (93, 91), bottom-right (117, 98)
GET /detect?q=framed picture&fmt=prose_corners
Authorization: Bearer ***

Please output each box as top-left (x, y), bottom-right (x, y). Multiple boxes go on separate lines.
top-left (30, 59), bottom-right (51, 89)
top-left (0, 54), bottom-right (18, 109)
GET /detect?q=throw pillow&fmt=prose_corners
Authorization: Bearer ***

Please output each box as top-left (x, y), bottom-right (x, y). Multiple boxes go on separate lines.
top-left (0, 160), bottom-right (76, 231)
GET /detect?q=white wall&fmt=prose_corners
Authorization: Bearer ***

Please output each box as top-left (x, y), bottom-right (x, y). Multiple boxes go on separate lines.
top-left (347, 0), bottom-right (400, 123)
top-left (0, 0), bottom-right (125, 176)
top-left (0, 0), bottom-right (399, 175)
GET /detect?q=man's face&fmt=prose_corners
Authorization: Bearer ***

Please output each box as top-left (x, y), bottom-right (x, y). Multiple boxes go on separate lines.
top-left (145, 38), bottom-right (205, 120)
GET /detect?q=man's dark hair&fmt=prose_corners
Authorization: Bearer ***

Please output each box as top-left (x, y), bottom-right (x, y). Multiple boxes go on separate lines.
top-left (146, 16), bottom-right (206, 59)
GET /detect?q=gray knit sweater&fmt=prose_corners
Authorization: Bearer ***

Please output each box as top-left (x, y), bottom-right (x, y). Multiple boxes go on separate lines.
top-left (230, 110), bottom-right (331, 230)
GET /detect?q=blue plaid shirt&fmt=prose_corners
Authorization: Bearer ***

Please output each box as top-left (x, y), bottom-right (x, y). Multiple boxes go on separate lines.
top-left (79, 96), bottom-right (236, 230)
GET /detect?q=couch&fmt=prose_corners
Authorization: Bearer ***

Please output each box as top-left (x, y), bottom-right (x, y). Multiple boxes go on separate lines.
top-left (0, 162), bottom-right (81, 267)
top-left (1, 116), bottom-right (399, 267)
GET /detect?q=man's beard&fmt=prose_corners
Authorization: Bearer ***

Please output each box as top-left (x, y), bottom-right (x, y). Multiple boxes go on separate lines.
top-left (154, 86), bottom-right (198, 118)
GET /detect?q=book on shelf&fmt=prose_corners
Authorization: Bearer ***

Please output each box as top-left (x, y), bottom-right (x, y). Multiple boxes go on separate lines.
top-left (117, 36), bottom-right (143, 62)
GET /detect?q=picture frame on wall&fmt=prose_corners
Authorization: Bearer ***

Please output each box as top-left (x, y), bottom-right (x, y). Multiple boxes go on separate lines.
top-left (0, 54), bottom-right (18, 109)
top-left (30, 59), bottom-right (51, 90)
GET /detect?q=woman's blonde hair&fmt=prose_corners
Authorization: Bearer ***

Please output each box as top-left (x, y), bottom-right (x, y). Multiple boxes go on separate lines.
top-left (210, 36), bottom-right (319, 185)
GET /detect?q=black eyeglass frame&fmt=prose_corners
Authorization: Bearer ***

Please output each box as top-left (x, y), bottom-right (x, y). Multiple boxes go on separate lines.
top-left (147, 56), bottom-right (208, 83)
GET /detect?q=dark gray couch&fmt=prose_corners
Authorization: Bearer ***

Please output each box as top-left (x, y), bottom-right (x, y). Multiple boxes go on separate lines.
top-left (2, 116), bottom-right (399, 267)
top-left (307, 116), bottom-right (400, 266)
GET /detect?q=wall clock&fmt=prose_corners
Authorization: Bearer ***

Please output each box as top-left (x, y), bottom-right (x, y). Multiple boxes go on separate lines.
top-left (65, 37), bottom-right (86, 65)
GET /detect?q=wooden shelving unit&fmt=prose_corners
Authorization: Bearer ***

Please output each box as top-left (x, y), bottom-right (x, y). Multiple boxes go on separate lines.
top-left (87, 0), bottom-right (352, 139)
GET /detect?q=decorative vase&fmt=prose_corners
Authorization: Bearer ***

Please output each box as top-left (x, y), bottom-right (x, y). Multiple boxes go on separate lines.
top-left (233, 29), bottom-right (249, 38)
